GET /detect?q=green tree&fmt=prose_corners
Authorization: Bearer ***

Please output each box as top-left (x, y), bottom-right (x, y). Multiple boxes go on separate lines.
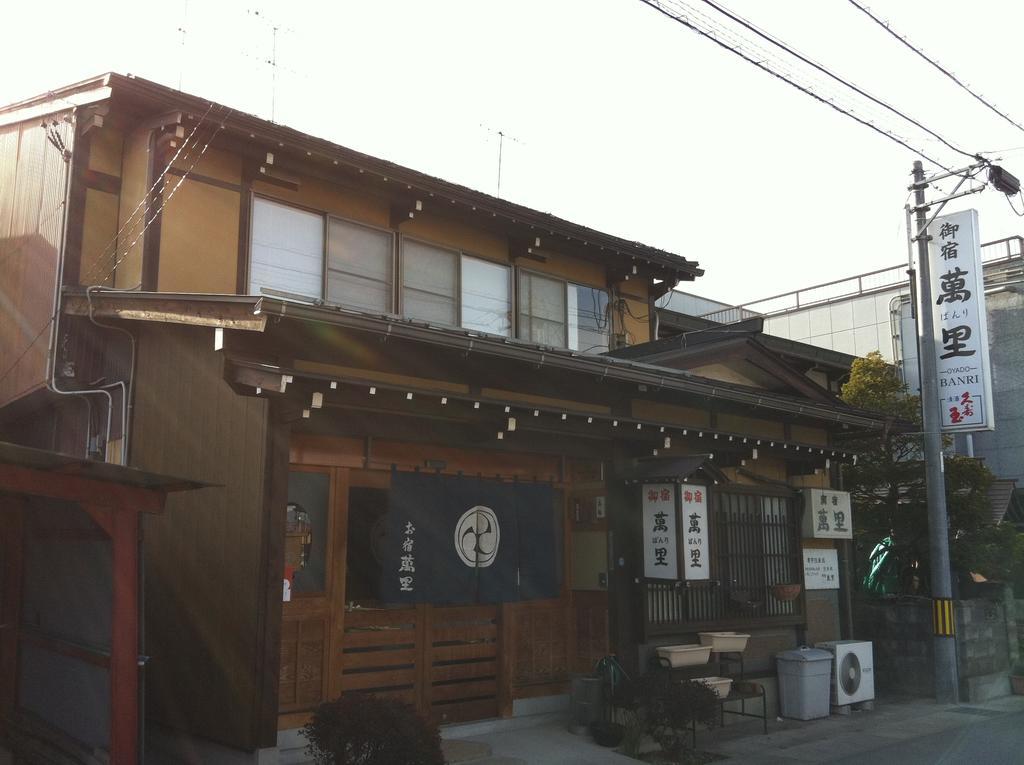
top-left (840, 352), bottom-right (1018, 593)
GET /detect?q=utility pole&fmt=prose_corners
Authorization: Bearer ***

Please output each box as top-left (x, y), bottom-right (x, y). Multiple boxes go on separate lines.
top-left (910, 160), bottom-right (959, 704)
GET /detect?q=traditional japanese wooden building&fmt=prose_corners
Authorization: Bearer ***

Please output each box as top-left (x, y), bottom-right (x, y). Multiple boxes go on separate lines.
top-left (0, 74), bottom-right (896, 762)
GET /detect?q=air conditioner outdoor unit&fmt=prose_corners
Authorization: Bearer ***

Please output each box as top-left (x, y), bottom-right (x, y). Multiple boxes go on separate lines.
top-left (816, 640), bottom-right (874, 705)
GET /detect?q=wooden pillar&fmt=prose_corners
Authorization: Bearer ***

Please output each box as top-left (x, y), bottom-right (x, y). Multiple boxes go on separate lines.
top-left (0, 502), bottom-right (26, 713)
top-left (110, 510), bottom-right (139, 764)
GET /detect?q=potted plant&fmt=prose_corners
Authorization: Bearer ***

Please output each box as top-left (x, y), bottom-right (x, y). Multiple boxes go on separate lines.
top-left (772, 582), bottom-right (802, 602)
top-left (1011, 662), bottom-right (1024, 695)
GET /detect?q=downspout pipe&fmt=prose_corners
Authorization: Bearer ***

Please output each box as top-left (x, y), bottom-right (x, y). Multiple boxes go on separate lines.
top-left (45, 109), bottom-right (117, 461)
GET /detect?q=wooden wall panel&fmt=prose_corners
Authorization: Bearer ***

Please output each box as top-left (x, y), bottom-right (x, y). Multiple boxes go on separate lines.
top-left (512, 601), bottom-right (568, 687)
top-left (158, 178), bottom-right (239, 293)
top-left (573, 591), bottom-right (609, 674)
top-left (0, 117), bottom-right (71, 409)
top-left (253, 177), bottom-right (390, 229)
top-left (87, 127), bottom-right (123, 177)
top-left (131, 323), bottom-right (270, 750)
top-left (80, 188), bottom-right (119, 287)
top-left (113, 127), bottom-right (149, 289)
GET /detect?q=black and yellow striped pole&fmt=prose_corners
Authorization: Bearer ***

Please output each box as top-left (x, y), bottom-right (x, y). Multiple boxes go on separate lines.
top-left (933, 598), bottom-right (955, 637)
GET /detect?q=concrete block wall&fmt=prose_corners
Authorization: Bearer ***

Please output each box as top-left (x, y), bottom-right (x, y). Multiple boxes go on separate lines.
top-left (855, 594), bottom-right (1015, 701)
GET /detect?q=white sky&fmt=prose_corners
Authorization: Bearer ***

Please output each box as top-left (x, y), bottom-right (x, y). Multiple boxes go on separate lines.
top-left (6, 0), bottom-right (1024, 305)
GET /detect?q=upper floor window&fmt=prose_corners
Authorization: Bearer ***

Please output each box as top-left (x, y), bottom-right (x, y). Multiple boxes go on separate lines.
top-left (327, 217), bottom-right (394, 313)
top-left (249, 198), bottom-right (607, 350)
top-left (518, 271), bottom-right (610, 353)
top-left (401, 238), bottom-right (511, 337)
top-left (249, 197), bottom-right (324, 301)
top-left (249, 196), bottom-right (394, 312)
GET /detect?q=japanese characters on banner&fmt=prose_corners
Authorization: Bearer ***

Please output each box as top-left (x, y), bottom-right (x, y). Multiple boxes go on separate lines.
top-left (801, 489), bottom-right (852, 540)
top-left (642, 483), bottom-right (678, 579)
top-left (927, 210), bottom-right (994, 431)
top-left (681, 485), bottom-right (710, 580)
top-left (803, 548), bottom-right (840, 590)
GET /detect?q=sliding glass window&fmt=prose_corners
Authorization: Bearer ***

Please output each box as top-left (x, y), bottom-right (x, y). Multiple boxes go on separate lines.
top-left (249, 197), bottom-right (324, 300)
top-left (326, 217), bottom-right (394, 314)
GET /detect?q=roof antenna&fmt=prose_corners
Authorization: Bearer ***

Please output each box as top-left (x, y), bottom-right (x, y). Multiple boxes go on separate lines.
top-left (177, 0), bottom-right (189, 91)
top-left (249, 8), bottom-right (294, 122)
top-left (480, 124), bottom-right (523, 198)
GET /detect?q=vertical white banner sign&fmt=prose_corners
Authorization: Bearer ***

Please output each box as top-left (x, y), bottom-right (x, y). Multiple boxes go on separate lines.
top-left (680, 484), bottom-right (710, 580)
top-left (928, 210), bottom-right (994, 431)
top-left (642, 483), bottom-right (678, 579)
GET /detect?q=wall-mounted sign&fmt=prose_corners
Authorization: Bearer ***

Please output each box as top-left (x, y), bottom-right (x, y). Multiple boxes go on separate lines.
top-left (681, 484), bottom-right (710, 580)
top-left (802, 489), bottom-right (852, 540)
top-left (927, 210), bottom-right (994, 432)
top-left (642, 483), bottom-right (678, 579)
top-left (803, 548), bottom-right (840, 590)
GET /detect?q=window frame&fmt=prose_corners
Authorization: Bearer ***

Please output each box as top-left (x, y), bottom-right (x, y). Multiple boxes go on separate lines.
top-left (399, 235), bottom-right (513, 337)
top-left (247, 193), bottom-right (397, 313)
top-left (248, 193), bottom-right (328, 302)
top-left (325, 212), bottom-right (398, 315)
top-left (516, 267), bottom-right (611, 352)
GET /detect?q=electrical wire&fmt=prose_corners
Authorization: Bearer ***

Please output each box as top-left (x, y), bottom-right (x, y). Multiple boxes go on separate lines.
top-left (653, 0), bottom-right (932, 154)
top-left (694, 0), bottom-right (978, 161)
top-left (847, 0), bottom-right (1024, 138)
top-left (89, 110), bottom-right (231, 287)
top-left (78, 101), bottom-right (217, 286)
top-left (1006, 191), bottom-right (1024, 218)
top-left (638, 0), bottom-right (953, 170)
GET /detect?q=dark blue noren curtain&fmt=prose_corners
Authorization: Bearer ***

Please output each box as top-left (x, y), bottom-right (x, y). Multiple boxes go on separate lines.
top-left (380, 471), bottom-right (558, 604)
top-left (516, 482), bottom-right (560, 600)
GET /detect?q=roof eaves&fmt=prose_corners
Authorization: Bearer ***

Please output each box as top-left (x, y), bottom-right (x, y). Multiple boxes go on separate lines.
top-left (100, 73), bottom-right (702, 278)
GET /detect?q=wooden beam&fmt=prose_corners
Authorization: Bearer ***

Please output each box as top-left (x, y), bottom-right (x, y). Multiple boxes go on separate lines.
top-left (82, 168), bottom-right (122, 195)
top-left (63, 294), bottom-right (269, 331)
top-left (252, 402), bottom-right (291, 747)
top-left (109, 510), bottom-right (139, 765)
top-left (0, 504), bottom-right (25, 713)
top-left (0, 464), bottom-right (164, 514)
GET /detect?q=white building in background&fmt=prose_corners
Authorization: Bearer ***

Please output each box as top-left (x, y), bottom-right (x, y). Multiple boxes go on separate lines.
top-left (659, 236), bottom-right (1024, 487)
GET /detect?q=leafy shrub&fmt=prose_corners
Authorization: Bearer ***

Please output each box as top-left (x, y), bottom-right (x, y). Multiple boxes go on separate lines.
top-left (615, 673), bottom-right (719, 759)
top-left (303, 693), bottom-right (444, 765)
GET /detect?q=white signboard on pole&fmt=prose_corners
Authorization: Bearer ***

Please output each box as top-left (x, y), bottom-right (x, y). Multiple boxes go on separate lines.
top-left (803, 548), bottom-right (840, 590)
top-left (927, 210), bottom-right (994, 431)
top-left (642, 483), bottom-right (678, 579)
top-left (801, 489), bottom-right (852, 540)
top-left (680, 484), bottom-right (710, 580)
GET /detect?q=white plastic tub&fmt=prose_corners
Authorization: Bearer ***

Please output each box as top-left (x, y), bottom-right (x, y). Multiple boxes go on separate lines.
top-left (655, 644), bottom-right (712, 668)
top-left (694, 676), bottom-right (734, 698)
top-left (698, 631), bottom-right (750, 652)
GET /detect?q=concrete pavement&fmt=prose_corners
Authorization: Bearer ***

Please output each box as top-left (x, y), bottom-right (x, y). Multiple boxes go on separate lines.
top-left (702, 693), bottom-right (1024, 764)
top-left (442, 693), bottom-right (1024, 764)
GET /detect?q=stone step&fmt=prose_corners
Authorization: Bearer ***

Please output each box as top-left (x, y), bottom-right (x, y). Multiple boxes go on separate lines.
top-left (443, 739), bottom-right (492, 763)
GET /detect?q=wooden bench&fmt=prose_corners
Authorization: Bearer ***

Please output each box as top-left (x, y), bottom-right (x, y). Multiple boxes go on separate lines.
top-left (651, 650), bottom-right (768, 746)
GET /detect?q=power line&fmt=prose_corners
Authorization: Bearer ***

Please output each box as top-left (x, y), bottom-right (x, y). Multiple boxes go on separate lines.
top-left (90, 112), bottom-right (230, 287)
top-left (638, 0), bottom-right (952, 169)
top-left (847, 0), bottom-right (1024, 137)
top-left (694, 0), bottom-right (978, 161)
top-left (80, 101), bottom-right (217, 286)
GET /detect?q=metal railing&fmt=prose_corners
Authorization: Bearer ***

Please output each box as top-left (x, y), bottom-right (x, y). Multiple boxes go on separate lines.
top-left (699, 236), bottom-right (1024, 323)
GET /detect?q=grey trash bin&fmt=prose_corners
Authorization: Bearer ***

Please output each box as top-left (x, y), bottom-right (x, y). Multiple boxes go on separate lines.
top-left (568, 674), bottom-right (604, 734)
top-left (776, 647), bottom-right (833, 720)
